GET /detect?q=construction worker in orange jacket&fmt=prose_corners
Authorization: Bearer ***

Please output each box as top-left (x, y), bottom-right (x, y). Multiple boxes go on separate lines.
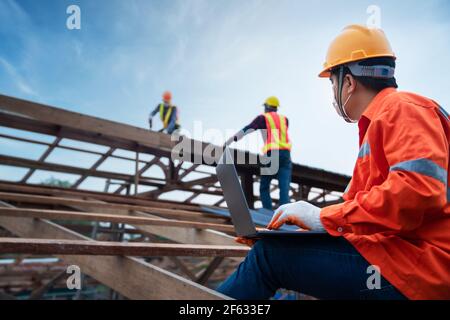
top-left (225, 97), bottom-right (292, 210)
top-left (218, 25), bottom-right (450, 300)
top-left (149, 91), bottom-right (180, 134)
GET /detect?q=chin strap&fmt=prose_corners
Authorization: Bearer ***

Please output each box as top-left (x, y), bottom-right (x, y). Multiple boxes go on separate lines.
top-left (337, 66), bottom-right (355, 123)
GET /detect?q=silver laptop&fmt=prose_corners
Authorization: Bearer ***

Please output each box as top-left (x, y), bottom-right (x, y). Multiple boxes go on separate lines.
top-left (216, 148), bottom-right (329, 239)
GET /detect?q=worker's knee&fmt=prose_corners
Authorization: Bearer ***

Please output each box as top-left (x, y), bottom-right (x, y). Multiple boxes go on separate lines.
top-left (250, 239), bottom-right (279, 262)
top-left (247, 240), bottom-right (283, 286)
top-left (234, 241), bottom-right (270, 277)
top-left (247, 240), bottom-right (267, 263)
top-left (251, 239), bottom-right (265, 254)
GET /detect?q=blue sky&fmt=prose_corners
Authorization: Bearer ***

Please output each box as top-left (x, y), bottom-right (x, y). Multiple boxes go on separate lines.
top-left (1, 0), bottom-right (450, 194)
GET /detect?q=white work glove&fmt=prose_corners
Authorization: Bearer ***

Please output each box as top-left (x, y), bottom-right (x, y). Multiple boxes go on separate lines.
top-left (267, 201), bottom-right (325, 231)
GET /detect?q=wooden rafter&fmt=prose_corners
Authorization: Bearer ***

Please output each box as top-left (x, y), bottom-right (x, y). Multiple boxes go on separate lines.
top-left (0, 182), bottom-right (204, 212)
top-left (0, 238), bottom-right (249, 257)
top-left (178, 164), bottom-right (200, 180)
top-left (0, 154), bottom-right (162, 188)
top-left (0, 94), bottom-right (354, 299)
top-left (0, 192), bottom-right (228, 223)
top-left (114, 156), bottom-right (161, 195)
top-left (0, 207), bottom-right (236, 233)
top-left (196, 257), bottom-right (225, 285)
top-left (72, 147), bottom-right (116, 189)
top-left (68, 197), bottom-right (240, 246)
top-left (21, 136), bottom-right (62, 183)
top-left (0, 200), bottom-right (231, 300)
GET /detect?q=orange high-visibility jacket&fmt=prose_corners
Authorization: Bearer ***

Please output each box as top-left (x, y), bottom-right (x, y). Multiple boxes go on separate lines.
top-left (262, 112), bottom-right (292, 154)
top-left (320, 88), bottom-right (450, 299)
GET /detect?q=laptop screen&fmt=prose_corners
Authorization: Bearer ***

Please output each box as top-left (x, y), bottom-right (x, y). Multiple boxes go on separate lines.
top-left (216, 148), bottom-right (257, 237)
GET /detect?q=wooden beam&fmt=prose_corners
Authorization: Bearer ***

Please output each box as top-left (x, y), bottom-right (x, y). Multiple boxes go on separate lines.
top-left (72, 147), bottom-right (116, 188)
top-left (196, 257), bottom-right (224, 285)
top-left (184, 193), bottom-right (200, 204)
top-left (214, 198), bottom-right (226, 207)
top-left (0, 110), bottom-right (172, 159)
top-left (0, 191), bottom-right (228, 223)
top-left (169, 257), bottom-right (197, 281)
top-left (0, 132), bottom-right (152, 165)
top-left (144, 184), bottom-right (223, 199)
top-left (0, 201), bottom-right (230, 300)
top-left (0, 154), bottom-right (163, 188)
top-left (114, 156), bottom-right (160, 194)
top-left (0, 238), bottom-right (249, 257)
top-left (0, 95), bottom-right (351, 191)
top-left (0, 95), bottom-right (214, 163)
top-left (0, 152), bottom-right (224, 196)
top-left (28, 270), bottom-right (67, 300)
top-left (0, 207), bottom-right (236, 233)
top-left (178, 164), bottom-right (200, 180)
top-left (0, 183), bottom-right (240, 246)
top-left (21, 137), bottom-right (62, 183)
top-left (0, 94), bottom-right (169, 151)
top-left (181, 175), bottom-right (218, 188)
top-left (60, 224), bottom-right (143, 235)
top-left (134, 152), bottom-right (139, 195)
top-left (0, 181), bottom-right (201, 211)
top-left (141, 174), bottom-right (221, 199)
top-left (72, 198), bottom-right (242, 247)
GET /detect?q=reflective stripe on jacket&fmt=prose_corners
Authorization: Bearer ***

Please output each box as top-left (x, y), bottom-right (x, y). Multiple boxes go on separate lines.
top-left (321, 88), bottom-right (450, 299)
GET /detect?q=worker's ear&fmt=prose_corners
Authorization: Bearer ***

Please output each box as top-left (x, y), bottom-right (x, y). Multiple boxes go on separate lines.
top-left (345, 74), bottom-right (357, 95)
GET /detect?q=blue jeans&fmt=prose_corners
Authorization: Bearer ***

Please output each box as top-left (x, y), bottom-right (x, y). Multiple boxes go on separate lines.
top-left (260, 150), bottom-right (292, 210)
top-left (217, 236), bottom-right (407, 300)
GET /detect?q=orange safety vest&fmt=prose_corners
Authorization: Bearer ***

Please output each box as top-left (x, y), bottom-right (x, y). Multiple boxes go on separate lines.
top-left (262, 112), bottom-right (292, 154)
top-left (159, 103), bottom-right (179, 129)
top-left (320, 88), bottom-right (450, 299)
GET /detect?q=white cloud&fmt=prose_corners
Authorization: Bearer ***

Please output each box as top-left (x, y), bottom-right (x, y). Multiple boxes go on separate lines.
top-left (0, 56), bottom-right (38, 96)
top-left (0, 0), bottom-right (30, 26)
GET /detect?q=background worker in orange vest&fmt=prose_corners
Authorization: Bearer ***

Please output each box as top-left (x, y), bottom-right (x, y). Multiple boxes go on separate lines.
top-left (218, 25), bottom-right (450, 300)
top-left (149, 91), bottom-right (180, 134)
top-left (225, 96), bottom-right (292, 210)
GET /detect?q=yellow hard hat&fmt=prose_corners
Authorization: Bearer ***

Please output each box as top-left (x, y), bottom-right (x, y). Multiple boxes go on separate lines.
top-left (319, 25), bottom-right (396, 78)
top-left (264, 96), bottom-right (280, 108)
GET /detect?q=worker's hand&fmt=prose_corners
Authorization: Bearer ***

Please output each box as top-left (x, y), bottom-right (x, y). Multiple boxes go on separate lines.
top-left (235, 236), bottom-right (257, 247)
top-left (267, 201), bottom-right (325, 231)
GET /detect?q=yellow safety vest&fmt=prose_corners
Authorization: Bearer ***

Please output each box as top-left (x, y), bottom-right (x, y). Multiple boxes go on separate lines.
top-left (262, 112), bottom-right (292, 154)
top-left (159, 103), bottom-right (176, 129)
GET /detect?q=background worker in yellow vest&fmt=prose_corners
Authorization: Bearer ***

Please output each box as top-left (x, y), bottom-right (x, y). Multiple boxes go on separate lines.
top-left (149, 91), bottom-right (180, 134)
top-left (225, 97), bottom-right (292, 210)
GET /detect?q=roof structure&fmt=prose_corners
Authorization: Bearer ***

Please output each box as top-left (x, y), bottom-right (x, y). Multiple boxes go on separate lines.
top-left (0, 95), bottom-right (350, 300)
